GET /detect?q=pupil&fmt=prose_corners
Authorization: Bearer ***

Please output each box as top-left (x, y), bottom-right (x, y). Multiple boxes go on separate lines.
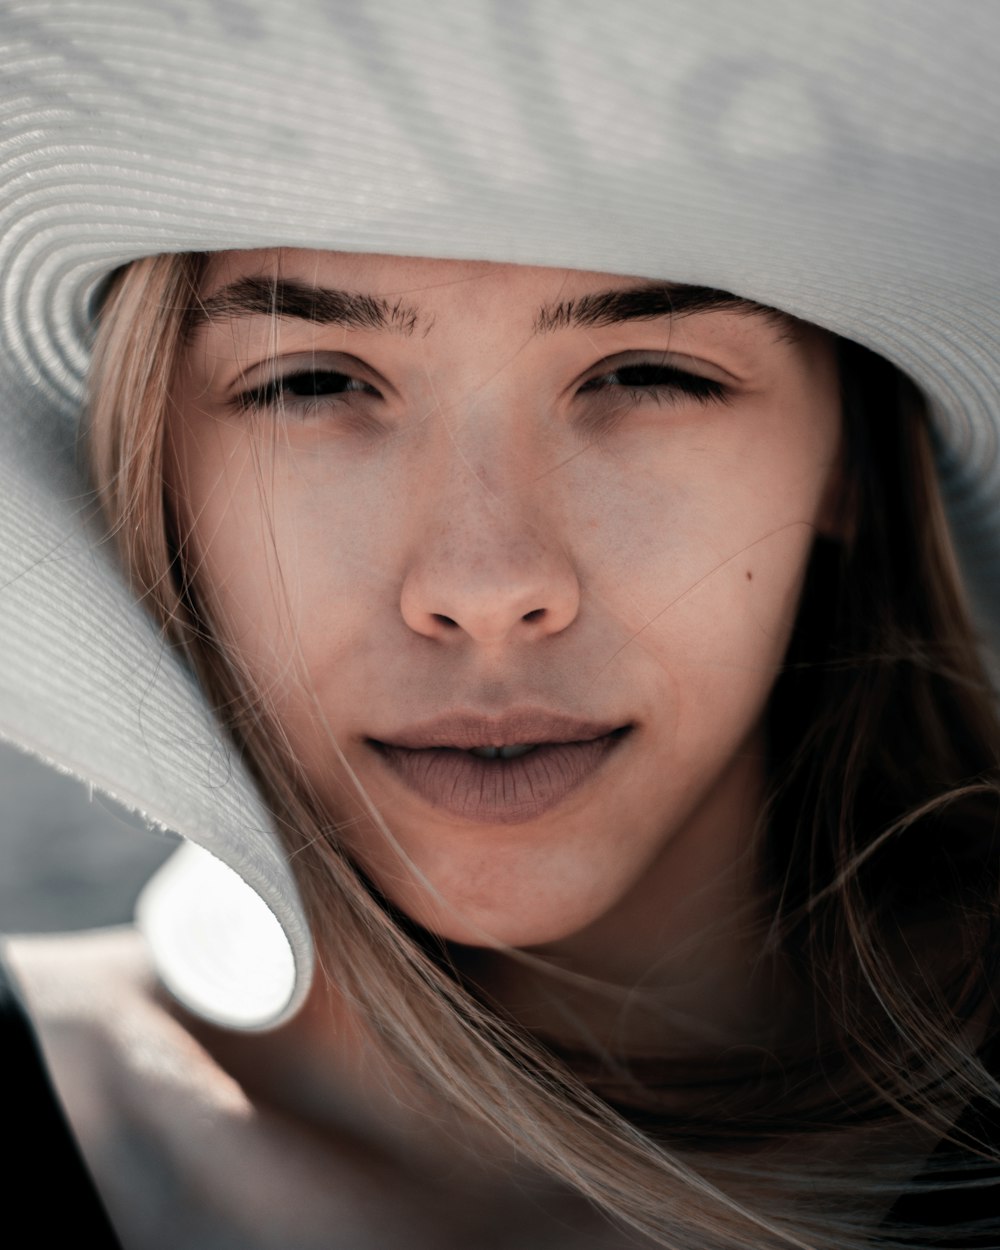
top-left (290, 371), bottom-right (348, 396)
top-left (617, 365), bottom-right (659, 385)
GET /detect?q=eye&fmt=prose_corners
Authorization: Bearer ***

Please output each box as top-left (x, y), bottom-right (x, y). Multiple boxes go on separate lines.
top-left (579, 360), bottom-right (730, 410)
top-left (232, 367), bottom-right (382, 416)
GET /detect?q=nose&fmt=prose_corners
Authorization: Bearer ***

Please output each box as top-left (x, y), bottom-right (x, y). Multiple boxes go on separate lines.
top-left (399, 456), bottom-right (581, 646)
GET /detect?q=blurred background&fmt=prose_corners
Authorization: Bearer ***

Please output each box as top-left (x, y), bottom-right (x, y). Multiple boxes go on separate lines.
top-left (0, 738), bottom-right (177, 933)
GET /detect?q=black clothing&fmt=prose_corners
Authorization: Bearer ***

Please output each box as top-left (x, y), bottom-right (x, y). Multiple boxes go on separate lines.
top-left (1, 947), bottom-right (997, 1248)
top-left (880, 1053), bottom-right (1000, 1248)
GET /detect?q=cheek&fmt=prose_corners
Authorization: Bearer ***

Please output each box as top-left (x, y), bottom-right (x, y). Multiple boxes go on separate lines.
top-left (655, 521), bottom-right (813, 764)
top-left (573, 433), bottom-right (826, 746)
top-left (575, 429), bottom-right (823, 623)
top-left (173, 424), bottom-right (400, 765)
top-left (172, 425), bottom-right (326, 686)
top-left (180, 449), bottom-right (286, 665)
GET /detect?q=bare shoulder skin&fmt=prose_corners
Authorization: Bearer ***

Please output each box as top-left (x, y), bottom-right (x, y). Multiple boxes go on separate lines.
top-left (5, 929), bottom-right (642, 1250)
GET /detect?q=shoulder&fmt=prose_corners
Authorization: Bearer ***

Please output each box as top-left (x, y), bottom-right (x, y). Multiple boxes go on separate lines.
top-left (3, 929), bottom-right (574, 1250)
top-left (3, 929), bottom-right (395, 1248)
top-left (4, 930), bottom-right (264, 1242)
top-left (6, 927), bottom-right (249, 1133)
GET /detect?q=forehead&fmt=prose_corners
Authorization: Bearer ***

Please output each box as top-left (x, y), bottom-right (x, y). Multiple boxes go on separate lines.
top-left (202, 248), bottom-right (641, 304)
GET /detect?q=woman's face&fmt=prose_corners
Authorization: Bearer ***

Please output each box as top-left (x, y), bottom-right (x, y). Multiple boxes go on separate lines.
top-left (169, 249), bottom-right (842, 970)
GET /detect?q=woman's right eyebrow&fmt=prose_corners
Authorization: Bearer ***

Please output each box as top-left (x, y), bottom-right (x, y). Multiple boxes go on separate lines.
top-left (188, 276), bottom-right (426, 336)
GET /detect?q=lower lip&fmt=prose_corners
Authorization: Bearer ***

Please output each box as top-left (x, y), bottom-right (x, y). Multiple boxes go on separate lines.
top-left (369, 729), bottom-right (632, 825)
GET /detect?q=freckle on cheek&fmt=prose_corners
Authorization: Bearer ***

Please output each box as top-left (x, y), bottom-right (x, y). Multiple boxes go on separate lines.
top-left (746, 570), bottom-right (753, 581)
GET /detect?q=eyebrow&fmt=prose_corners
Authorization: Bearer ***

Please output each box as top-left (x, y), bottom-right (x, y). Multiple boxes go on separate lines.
top-left (532, 284), bottom-right (796, 339)
top-left (188, 276), bottom-right (426, 337)
top-left (187, 275), bottom-right (796, 341)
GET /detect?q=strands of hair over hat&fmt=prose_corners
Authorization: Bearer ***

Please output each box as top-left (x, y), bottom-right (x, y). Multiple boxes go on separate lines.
top-left (84, 252), bottom-right (1000, 1249)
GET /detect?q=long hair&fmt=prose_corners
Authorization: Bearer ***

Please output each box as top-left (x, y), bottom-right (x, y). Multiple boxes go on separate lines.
top-left (85, 251), bottom-right (1000, 1249)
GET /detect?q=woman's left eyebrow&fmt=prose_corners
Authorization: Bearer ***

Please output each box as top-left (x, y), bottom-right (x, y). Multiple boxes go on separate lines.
top-left (530, 284), bottom-right (796, 338)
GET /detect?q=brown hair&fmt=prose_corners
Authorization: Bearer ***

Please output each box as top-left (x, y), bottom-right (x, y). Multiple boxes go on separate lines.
top-left (85, 251), bottom-right (1000, 1248)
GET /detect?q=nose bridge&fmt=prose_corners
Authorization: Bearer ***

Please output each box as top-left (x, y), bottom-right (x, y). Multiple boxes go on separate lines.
top-left (447, 411), bottom-right (539, 526)
top-left (399, 411), bottom-right (580, 644)
top-left (445, 455), bottom-right (549, 578)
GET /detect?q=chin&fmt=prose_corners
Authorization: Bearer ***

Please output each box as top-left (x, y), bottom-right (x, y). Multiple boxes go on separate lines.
top-left (385, 881), bottom-right (610, 951)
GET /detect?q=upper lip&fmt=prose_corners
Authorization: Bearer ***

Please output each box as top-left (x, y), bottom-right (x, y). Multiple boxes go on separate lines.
top-left (370, 708), bottom-right (631, 751)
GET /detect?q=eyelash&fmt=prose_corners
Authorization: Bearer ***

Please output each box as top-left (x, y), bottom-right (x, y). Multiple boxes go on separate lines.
top-left (232, 362), bottom-right (730, 418)
top-left (233, 370), bottom-right (377, 414)
top-left (578, 362), bottom-right (729, 409)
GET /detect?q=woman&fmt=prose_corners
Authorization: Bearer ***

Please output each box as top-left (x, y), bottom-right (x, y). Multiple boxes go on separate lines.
top-left (2, 3), bottom-right (999, 1247)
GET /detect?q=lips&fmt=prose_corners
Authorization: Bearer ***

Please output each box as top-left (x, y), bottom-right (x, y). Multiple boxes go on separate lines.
top-left (372, 709), bottom-right (627, 752)
top-left (368, 720), bottom-right (632, 825)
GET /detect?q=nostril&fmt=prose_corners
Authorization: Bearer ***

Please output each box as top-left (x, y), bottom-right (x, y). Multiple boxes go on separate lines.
top-left (400, 553), bottom-right (579, 644)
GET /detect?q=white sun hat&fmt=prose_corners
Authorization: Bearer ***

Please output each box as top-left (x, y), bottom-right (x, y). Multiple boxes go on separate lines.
top-left (1, 0), bottom-right (998, 1029)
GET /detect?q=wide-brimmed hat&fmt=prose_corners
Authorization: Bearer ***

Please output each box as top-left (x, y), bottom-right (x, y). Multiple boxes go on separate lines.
top-left (2, 0), bottom-right (998, 1029)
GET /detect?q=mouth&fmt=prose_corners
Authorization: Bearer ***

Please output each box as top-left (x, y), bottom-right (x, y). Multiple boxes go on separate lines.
top-left (366, 726), bottom-right (633, 825)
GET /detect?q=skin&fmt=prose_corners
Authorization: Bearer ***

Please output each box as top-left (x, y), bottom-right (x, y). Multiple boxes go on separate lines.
top-left (168, 248), bottom-right (844, 1053)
